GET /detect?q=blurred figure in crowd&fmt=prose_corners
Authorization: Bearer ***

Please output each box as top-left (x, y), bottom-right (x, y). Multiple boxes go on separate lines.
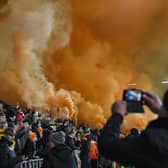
top-left (16, 108), bottom-right (25, 123)
top-left (66, 127), bottom-right (81, 168)
top-left (80, 128), bottom-right (91, 168)
top-left (42, 131), bottom-right (77, 168)
top-left (90, 139), bottom-right (99, 168)
top-left (0, 111), bottom-right (7, 138)
top-left (0, 127), bottom-right (27, 168)
top-left (6, 107), bottom-right (17, 128)
top-left (0, 121), bottom-right (8, 138)
top-left (66, 127), bottom-right (78, 150)
top-left (15, 119), bottom-right (37, 158)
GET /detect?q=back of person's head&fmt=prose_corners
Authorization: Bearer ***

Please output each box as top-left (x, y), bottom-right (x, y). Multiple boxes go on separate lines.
top-left (49, 131), bottom-right (66, 145)
top-left (130, 128), bottom-right (140, 136)
top-left (6, 107), bottom-right (17, 119)
top-left (163, 90), bottom-right (168, 111)
top-left (4, 127), bottom-right (15, 143)
top-left (4, 127), bottom-right (15, 136)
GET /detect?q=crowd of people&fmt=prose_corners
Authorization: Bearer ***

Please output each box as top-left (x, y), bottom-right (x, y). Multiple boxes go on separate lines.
top-left (0, 101), bottom-right (101, 168)
top-left (0, 89), bottom-right (168, 168)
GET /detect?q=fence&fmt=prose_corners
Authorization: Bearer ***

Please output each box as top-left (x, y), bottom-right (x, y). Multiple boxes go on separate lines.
top-left (14, 158), bottom-right (43, 168)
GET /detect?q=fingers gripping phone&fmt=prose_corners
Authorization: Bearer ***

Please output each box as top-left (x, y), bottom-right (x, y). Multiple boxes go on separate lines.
top-left (123, 89), bottom-right (144, 113)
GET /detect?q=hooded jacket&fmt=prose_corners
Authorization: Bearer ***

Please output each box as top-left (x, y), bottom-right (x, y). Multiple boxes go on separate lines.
top-left (98, 114), bottom-right (168, 168)
top-left (42, 144), bottom-right (78, 168)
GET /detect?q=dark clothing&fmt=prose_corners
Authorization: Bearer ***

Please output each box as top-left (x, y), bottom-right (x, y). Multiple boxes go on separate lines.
top-left (15, 128), bottom-right (29, 155)
top-left (15, 128), bottom-right (36, 158)
top-left (80, 135), bottom-right (91, 168)
top-left (81, 155), bottom-right (91, 168)
top-left (80, 135), bottom-right (91, 158)
top-left (75, 139), bottom-right (81, 148)
top-left (23, 138), bottom-right (36, 158)
top-left (66, 135), bottom-right (79, 150)
top-left (42, 144), bottom-right (77, 168)
top-left (91, 159), bottom-right (98, 168)
top-left (7, 119), bottom-right (15, 128)
top-left (0, 137), bottom-right (20, 168)
top-left (57, 124), bottom-right (70, 135)
top-left (98, 114), bottom-right (168, 168)
top-left (99, 155), bottom-right (113, 168)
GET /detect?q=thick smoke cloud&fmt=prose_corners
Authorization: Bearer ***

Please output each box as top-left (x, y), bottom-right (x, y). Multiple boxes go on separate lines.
top-left (0, 0), bottom-right (167, 130)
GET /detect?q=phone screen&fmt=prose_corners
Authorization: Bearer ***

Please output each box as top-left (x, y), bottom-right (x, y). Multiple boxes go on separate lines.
top-left (123, 89), bottom-right (144, 113)
top-left (123, 90), bottom-right (142, 103)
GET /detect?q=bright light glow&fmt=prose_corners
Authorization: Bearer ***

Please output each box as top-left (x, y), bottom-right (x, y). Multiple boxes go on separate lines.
top-left (128, 83), bottom-right (137, 86)
top-left (161, 80), bottom-right (168, 84)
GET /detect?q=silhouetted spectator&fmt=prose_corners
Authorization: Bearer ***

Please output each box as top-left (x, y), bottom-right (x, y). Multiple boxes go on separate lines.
top-left (98, 91), bottom-right (168, 168)
top-left (42, 131), bottom-right (77, 168)
top-left (80, 129), bottom-right (91, 168)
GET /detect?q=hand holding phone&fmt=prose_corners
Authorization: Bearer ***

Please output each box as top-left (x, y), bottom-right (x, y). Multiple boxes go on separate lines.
top-left (143, 91), bottom-right (161, 113)
top-left (123, 89), bottom-right (144, 113)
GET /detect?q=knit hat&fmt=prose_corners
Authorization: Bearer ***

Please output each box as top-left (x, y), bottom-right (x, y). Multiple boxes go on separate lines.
top-left (50, 131), bottom-right (66, 145)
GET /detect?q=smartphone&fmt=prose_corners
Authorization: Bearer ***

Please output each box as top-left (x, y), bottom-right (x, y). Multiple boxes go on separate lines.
top-left (123, 89), bottom-right (143, 103)
top-left (123, 89), bottom-right (144, 113)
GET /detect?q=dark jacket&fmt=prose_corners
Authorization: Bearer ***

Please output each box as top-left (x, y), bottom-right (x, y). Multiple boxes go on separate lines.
top-left (0, 136), bottom-right (20, 168)
top-left (66, 135), bottom-right (79, 150)
top-left (7, 119), bottom-right (15, 128)
top-left (15, 128), bottom-right (29, 154)
top-left (15, 128), bottom-right (36, 158)
top-left (80, 135), bottom-right (91, 158)
top-left (98, 114), bottom-right (168, 168)
top-left (42, 144), bottom-right (77, 168)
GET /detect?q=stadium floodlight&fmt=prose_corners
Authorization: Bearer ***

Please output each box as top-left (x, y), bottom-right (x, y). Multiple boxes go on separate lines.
top-left (161, 80), bottom-right (168, 84)
top-left (128, 83), bottom-right (137, 86)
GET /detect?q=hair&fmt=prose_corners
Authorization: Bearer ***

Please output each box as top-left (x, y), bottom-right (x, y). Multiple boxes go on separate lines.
top-left (163, 90), bottom-right (168, 111)
top-left (0, 121), bottom-right (7, 129)
top-left (130, 128), bottom-right (139, 136)
top-left (69, 127), bottom-right (76, 134)
top-left (23, 119), bottom-right (32, 125)
top-left (4, 127), bottom-right (15, 136)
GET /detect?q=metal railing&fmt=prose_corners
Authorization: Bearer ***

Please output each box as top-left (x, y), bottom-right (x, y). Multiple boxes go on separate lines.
top-left (14, 158), bottom-right (43, 168)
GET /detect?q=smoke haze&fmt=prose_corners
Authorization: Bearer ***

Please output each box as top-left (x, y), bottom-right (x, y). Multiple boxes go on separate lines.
top-left (0, 0), bottom-right (167, 130)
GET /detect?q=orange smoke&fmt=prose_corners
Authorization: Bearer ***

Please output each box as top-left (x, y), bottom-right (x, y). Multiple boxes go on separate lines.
top-left (0, 0), bottom-right (167, 130)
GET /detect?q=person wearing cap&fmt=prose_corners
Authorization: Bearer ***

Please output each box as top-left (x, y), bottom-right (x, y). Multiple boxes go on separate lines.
top-left (98, 91), bottom-right (168, 168)
top-left (42, 131), bottom-right (78, 168)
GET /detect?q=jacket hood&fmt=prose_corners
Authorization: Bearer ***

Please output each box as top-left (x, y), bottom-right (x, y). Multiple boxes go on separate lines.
top-left (144, 117), bottom-right (168, 156)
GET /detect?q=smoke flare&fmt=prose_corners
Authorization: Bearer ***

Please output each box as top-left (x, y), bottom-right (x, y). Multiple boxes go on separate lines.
top-left (0, 0), bottom-right (167, 131)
